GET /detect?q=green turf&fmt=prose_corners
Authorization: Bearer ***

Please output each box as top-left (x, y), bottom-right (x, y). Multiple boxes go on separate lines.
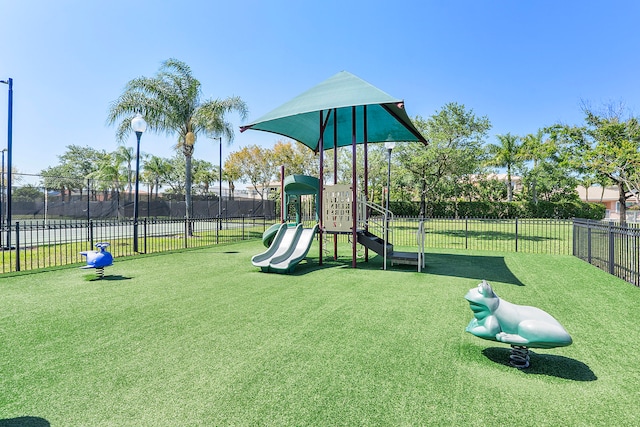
top-left (1, 240), bottom-right (638, 426)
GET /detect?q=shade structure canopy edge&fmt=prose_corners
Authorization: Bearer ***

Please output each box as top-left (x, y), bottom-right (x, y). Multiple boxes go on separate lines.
top-left (240, 71), bottom-right (427, 151)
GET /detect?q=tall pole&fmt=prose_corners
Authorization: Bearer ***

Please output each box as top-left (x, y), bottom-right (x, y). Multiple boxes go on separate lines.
top-left (131, 113), bottom-right (146, 253)
top-left (1, 78), bottom-right (13, 249)
top-left (218, 136), bottom-right (222, 229)
top-left (384, 141), bottom-right (395, 271)
top-left (1, 148), bottom-right (5, 248)
top-left (133, 131), bottom-right (142, 252)
top-left (386, 147), bottom-right (392, 238)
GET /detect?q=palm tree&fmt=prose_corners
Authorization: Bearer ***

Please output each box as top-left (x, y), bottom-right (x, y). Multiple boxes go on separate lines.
top-left (114, 145), bottom-right (134, 201)
top-left (106, 58), bottom-right (248, 232)
top-left (143, 155), bottom-right (170, 200)
top-left (520, 129), bottom-right (555, 203)
top-left (487, 133), bottom-right (521, 202)
top-left (90, 152), bottom-right (124, 201)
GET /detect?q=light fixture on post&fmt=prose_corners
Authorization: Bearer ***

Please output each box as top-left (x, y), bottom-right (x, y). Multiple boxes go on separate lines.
top-left (384, 140), bottom-right (396, 270)
top-left (0, 78), bottom-right (13, 250)
top-left (131, 113), bottom-right (147, 253)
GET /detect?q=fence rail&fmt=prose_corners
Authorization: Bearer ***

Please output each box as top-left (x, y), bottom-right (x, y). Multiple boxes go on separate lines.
top-left (394, 217), bottom-right (573, 255)
top-left (1, 217), bottom-right (270, 274)
top-left (1, 217), bottom-right (618, 280)
top-left (573, 218), bottom-right (640, 287)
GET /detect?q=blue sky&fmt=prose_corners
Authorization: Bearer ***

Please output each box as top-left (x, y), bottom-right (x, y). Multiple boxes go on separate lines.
top-left (2, 0), bottom-right (640, 185)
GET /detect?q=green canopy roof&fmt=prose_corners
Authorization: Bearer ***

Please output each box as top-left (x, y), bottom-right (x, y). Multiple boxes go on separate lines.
top-left (240, 71), bottom-right (426, 151)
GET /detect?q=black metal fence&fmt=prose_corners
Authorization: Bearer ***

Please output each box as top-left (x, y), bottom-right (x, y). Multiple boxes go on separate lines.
top-left (411, 217), bottom-right (572, 254)
top-left (6, 216), bottom-right (637, 285)
top-left (0, 216), bottom-right (271, 274)
top-left (573, 218), bottom-right (640, 287)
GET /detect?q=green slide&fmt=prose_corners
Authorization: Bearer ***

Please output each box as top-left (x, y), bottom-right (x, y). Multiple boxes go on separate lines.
top-left (252, 224), bottom-right (318, 274)
top-left (268, 224), bottom-right (318, 273)
top-left (262, 223), bottom-right (289, 247)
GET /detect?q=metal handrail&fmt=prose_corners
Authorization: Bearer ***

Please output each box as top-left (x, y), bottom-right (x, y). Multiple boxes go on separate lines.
top-left (358, 198), bottom-right (394, 269)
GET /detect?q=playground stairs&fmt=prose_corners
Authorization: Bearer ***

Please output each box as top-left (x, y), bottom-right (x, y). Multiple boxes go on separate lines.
top-left (356, 230), bottom-right (393, 256)
top-left (356, 230), bottom-right (422, 267)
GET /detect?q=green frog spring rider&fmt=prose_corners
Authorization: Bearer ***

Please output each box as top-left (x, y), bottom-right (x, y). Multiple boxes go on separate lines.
top-left (465, 280), bottom-right (572, 368)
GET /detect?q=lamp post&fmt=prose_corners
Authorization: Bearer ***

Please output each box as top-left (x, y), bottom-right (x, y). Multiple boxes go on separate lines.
top-left (384, 141), bottom-right (395, 269)
top-left (1, 148), bottom-right (6, 248)
top-left (384, 140), bottom-right (395, 230)
top-left (0, 78), bottom-right (12, 249)
top-left (216, 137), bottom-right (223, 229)
top-left (131, 113), bottom-right (147, 253)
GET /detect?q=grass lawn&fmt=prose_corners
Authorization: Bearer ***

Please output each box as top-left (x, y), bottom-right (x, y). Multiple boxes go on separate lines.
top-left (1, 239), bottom-right (638, 426)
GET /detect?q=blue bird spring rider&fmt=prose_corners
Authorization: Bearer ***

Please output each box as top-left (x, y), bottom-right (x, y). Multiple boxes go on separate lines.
top-left (80, 242), bottom-right (113, 279)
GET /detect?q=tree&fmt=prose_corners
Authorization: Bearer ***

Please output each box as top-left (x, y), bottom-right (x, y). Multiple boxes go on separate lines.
top-left (337, 144), bottom-right (387, 206)
top-left (191, 159), bottom-right (218, 197)
top-left (223, 156), bottom-right (242, 201)
top-left (41, 145), bottom-right (105, 200)
top-left (106, 58), bottom-right (248, 232)
top-left (226, 145), bottom-right (274, 199)
top-left (271, 140), bottom-right (318, 176)
top-left (550, 103), bottom-right (640, 223)
top-left (486, 133), bottom-right (521, 202)
top-left (142, 155), bottom-right (172, 199)
top-left (520, 130), bottom-right (548, 203)
top-left (90, 151), bottom-right (125, 200)
top-left (115, 145), bottom-right (135, 201)
top-left (395, 103), bottom-right (491, 215)
top-left (13, 185), bottom-right (43, 202)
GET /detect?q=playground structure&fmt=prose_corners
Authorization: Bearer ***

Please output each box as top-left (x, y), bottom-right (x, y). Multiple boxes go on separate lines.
top-left (465, 280), bottom-right (573, 368)
top-left (243, 71), bottom-right (428, 271)
top-left (80, 242), bottom-right (113, 279)
top-left (254, 172), bottom-right (426, 273)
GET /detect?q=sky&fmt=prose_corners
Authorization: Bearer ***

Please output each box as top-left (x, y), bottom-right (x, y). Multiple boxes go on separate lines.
top-left (2, 0), bottom-right (640, 186)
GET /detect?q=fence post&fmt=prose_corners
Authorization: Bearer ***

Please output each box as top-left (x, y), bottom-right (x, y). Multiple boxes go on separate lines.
top-left (572, 219), bottom-right (577, 257)
top-left (242, 216), bottom-right (245, 240)
top-left (184, 218), bottom-right (188, 248)
top-left (143, 218), bottom-right (147, 254)
top-left (609, 222), bottom-right (615, 275)
top-left (89, 220), bottom-right (94, 248)
top-left (515, 217), bottom-right (519, 252)
top-left (15, 221), bottom-right (20, 272)
top-left (465, 217), bottom-right (468, 250)
top-left (587, 220), bottom-right (592, 264)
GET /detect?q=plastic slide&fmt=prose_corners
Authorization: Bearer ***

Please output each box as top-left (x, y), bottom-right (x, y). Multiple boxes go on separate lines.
top-left (268, 224), bottom-right (319, 273)
top-left (251, 223), bottom-right (303, 271)
top-left (262, 223), bottom-right (284, 247)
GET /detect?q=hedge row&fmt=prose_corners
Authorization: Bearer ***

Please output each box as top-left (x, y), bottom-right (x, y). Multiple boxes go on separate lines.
top-left (389, 200), bottom-right (606, 220)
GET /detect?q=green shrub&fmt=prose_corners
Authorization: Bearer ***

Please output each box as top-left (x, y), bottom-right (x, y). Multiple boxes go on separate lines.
top-left (390, 200), bottom-right (605, 219)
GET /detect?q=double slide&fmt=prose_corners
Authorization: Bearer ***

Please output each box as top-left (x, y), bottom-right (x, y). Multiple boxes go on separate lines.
top-left (252, 223), bottom-right (318, 274)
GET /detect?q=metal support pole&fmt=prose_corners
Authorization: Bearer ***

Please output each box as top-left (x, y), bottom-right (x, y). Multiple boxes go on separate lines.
top-left (363, 106), bottom-right (369, 263)
top-left (281, 165), bottom-right (285, 223)
top-left (133, 131), bottom-right (142, 252)
top-left (0, 148), bottom-right (5, 248)
top-left (351, 106), bottom-right (357, 268)
top-left (333, 108), bottom-right (338, 260)
top-left (218, 136), bottom-right (222, 230)
top-left (318, 110), bottom-right (324, 266)
top-left (1, 78), bottom-right (13, 249)
top-left (87, 179), bottom-right (91, 223)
